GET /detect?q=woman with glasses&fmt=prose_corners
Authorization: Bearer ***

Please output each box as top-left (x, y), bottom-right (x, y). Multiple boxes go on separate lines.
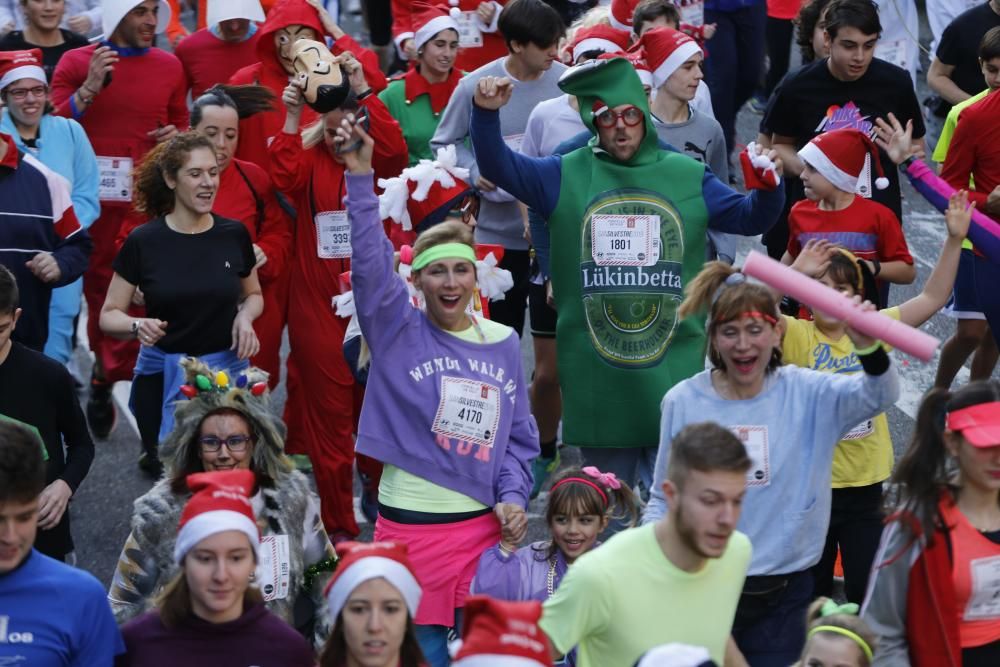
top-left (108, 358), bottom-right (338, 647)
top-left (0, 48), bottom-right (98, 365)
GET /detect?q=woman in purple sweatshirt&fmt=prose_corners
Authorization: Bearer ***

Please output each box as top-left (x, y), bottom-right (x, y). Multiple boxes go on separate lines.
top-left (116, 470), bottom-right (315, 667)
top-left (337, 119), bottom-right (539, 666)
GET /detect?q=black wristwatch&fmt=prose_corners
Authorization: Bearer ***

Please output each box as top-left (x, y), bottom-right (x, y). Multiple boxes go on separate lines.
top-left (871, 259), bottom-right (882, 277)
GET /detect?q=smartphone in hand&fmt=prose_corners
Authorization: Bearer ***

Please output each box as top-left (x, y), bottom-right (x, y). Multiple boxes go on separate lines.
top-left (335, 107), bottom-right (370, 155)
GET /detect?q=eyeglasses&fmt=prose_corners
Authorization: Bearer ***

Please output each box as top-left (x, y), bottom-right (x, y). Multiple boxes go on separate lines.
top-left (6, 85), bottom-right (47, 101)
top-left (198, 435), bottom-right (253, 452)
top-left (593, 105), bottom-right (644, 129)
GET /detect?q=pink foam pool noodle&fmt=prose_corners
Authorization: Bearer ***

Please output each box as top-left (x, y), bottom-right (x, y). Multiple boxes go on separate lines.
top-left (742, 250), bottom-right (939, 361)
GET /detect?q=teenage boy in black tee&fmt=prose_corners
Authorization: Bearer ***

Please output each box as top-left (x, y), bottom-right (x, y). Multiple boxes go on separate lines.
top-left (0, 264), bottom-right (93, 562)
top-left (762, 0), bottom-right (924, 258)
top-left (929, 0), bottom-right (1000, 108)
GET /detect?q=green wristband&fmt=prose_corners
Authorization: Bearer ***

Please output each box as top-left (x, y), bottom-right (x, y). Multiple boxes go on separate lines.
top-left (854, 341), bottom-right (883, 356)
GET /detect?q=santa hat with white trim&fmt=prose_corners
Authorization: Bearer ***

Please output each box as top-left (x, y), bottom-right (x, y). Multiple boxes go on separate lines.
top-left (206, 0), bottom-right (265, 28)
top-left (413, 1), bottom-right (463, 52)
top-left (609, 0), bottom-right (641, 32)
top-left (631, 27), bottom-right (701, 89)
top-left (101, 0), bottom-right (171, 41)
top-left (798, 128), bottom-right (889, 196)
top-left (599, 50), bottom-right (653, 89)
top-left (451, 596), bottom-right (553, 667)
top-left (173, 470), bottom-right (259, 564)
top-left (569, 24), bottom-right (631, 63)
top-left (0, 49), bottom-right (45, 91)
top-left (325, 541), bottom-right (422, 619)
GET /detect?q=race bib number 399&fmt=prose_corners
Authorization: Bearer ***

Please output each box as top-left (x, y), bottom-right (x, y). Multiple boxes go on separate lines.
top-left (591, 214), bottom-right (659, 266)
top-left (432, 376), bottom-right (500, 447)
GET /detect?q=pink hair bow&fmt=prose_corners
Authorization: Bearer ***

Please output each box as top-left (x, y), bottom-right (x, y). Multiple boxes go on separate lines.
top-left (582, 466), bottom-right (621, 490)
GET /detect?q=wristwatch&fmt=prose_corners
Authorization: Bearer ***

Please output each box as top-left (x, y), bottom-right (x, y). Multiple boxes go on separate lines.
top-left (130, 320), bottom-right (140, 337)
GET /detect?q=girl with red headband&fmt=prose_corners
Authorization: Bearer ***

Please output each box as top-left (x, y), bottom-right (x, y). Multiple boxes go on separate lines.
top-left (642, 259), bottom-right (900, 665)
top-left (471, 466), bottom-right (638, 665)
top-left (862, 380), bottom-right (1000, 666)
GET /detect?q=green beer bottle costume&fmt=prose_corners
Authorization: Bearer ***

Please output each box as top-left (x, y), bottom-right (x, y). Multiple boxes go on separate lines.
top-left (469, 58), bottom-right (785, 448)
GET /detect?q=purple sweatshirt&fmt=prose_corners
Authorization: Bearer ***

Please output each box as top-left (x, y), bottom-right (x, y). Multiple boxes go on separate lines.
top-left (471, 541), bottom-right (569, 603)
top-left (346, 172), bottom-right (538, 508)
top-left (116, 603), bottom-right (314, 667)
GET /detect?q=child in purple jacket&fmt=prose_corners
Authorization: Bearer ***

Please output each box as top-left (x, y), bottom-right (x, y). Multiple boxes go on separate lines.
top-left (470, 466), bottom-right (639, 664)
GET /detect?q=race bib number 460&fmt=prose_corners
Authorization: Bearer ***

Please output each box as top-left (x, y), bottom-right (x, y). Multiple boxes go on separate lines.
top-left (432, 376), bottom-right (500, 447)
top-left (591, 214), bottom-right (659, 266)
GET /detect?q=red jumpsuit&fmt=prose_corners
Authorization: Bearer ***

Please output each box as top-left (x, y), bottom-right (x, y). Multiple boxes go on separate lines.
top-left (268, 95), bottom-right (408, 539)
top-left (392, 0), bottom-right (508, 72)
top-left (51, 44), bottom-right (189, 383)
top-left (228, 0), bottom-right (387, 171)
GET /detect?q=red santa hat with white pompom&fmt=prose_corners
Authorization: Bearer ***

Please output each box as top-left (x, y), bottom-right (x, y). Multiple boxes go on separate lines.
top-left (798, 128), bottom-right (889, 197)
top-left (412, 1), bottom-right (463, 52)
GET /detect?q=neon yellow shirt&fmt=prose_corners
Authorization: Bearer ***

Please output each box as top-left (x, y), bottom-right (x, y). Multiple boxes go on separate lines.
top-left (378, 316), bottom-right (513, 513)
top-left (540, 524), bottom-right (751, 666)
top-left (781, 309), bottom-right (899, 487)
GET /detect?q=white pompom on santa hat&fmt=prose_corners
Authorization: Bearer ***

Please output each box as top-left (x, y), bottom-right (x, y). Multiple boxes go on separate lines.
top-left (451, 596), bottom-right (553, 667)
top-left (412, 0), bottom-right (463, 52)
top-left (798, 128), bottom-right (890, 195)
top-left (609, 0), bottom-right (641, 32)
top-left (0, 49), bottom-right (45, 91)
top-left (631, 27), bottom-right (702, 90)
top-left (173, 469), bottom-right (260, 564)
top-left (324, 541), bottom-right (422, 619)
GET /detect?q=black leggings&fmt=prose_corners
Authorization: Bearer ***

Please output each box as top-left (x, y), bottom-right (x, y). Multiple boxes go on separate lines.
top-left (132, 372), bottom-right (165, 457)
top-left (811, 482), bottom-right (886, 604)
top-left (763, 16), bottom-right (794, 97)
top-left (485, 249), bottom-right (531, 338)
top-left (363, 0), bottom-right (392, 46)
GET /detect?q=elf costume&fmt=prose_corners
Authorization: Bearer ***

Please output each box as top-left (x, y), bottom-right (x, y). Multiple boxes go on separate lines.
top-left (469, 57), bottom-right (784, 449)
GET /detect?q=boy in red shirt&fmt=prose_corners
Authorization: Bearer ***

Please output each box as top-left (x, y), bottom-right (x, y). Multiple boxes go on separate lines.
top-left (781, 128), bottom-right (915, 307)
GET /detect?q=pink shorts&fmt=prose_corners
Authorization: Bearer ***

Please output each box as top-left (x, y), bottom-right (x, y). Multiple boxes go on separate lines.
top-left (374, 511), bottom-right (500, 626)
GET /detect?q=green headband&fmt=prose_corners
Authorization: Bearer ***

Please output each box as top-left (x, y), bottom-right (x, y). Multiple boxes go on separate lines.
top-left (807, 625), bottom-right (873, 661)
top-left (411, 243), bottom-right (477, 271)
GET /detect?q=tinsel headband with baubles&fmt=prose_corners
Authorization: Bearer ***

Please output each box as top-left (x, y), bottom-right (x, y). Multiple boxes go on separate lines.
top-left (179, 370), bottom-right (269, 399)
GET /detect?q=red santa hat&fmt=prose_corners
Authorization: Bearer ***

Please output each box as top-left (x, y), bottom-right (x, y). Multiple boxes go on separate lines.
top-left (609, 0), bottom-right (641, 32)
top-left (173, 470), bottom-right (259, 564)
top-left (631, 27), bottom-right (701, 89)
top-left (798, 128), bottom-right (889, 196)
top-left (0, 49), bottom-right (45, 91)
top-left (413, 1), bottom-right (463, 52)
top-left (379, 145), bottom-right (472, 232)
top-left (623, 51), bottom-right (653, 89)
top-left (570, 24), bottom-right (632, 63)
top-left (324, 541), bottom-right (422, 619)
top-left (451, 596), bottom-right (553, 667)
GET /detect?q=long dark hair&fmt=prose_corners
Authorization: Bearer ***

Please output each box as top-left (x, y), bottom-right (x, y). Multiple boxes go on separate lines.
top-left (190, 84), bottom-right (275, 127)
top-left (318, 612), bottom-right (425, 667)
top-left (133, 132), bottom-right (215, 218)
top-left (892, 380), bottom-right (1000, 540)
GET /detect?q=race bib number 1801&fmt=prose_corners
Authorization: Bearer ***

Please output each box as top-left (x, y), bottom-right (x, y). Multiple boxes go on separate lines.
top-left (591, 214), bottom-right (659, 266)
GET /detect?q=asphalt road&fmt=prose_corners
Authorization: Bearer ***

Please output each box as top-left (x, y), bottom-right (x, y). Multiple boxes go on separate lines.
top-left (64, 7), bottom-right (996, 589)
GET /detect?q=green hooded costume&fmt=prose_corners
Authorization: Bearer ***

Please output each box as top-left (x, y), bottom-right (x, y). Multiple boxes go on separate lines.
top-left (549, 58), bottom-right (710, 449)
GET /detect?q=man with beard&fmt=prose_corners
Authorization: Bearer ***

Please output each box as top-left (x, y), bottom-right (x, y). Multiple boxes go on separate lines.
top-left (538, 422), bottom-right (751, 667)
top-left (50, 0), bottom-right (186, 440)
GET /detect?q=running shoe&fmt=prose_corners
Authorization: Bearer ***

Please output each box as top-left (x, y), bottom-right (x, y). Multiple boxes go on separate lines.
top-left (86, 379), bottom-right (116, 439)
top-left (137, 451), bottom-right (164, 479)
top-left (746, 94), bottom-right (768, 114)
top-left (530, 450), bottom-right (561, 499)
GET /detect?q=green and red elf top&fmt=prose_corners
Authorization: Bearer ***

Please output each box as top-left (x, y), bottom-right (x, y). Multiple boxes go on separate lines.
top-left (469, 57), bottom-right (786, 448)
top-left (380, 67), bottom-right (464, 165)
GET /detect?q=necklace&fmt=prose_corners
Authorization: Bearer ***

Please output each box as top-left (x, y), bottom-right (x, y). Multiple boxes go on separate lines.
top-left (546, 556), bottom-right (557, 597)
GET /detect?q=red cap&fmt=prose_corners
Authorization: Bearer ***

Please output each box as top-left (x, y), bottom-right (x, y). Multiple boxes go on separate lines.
top-left (174, 470), bottom-right (259, 563)
top-left (629, 27), bottom-right (701, 89)
top-left (324, 541), bottom-right (422, 618)
top-left (798, 128), bottom-right (890, 197)
top-left (609, 0), bottom-right (641, 32)
top-left (412, 1), bottom-right (462, 51)
top-left (452, 596), bottom-right (553, 666)
top-left (946, 402), bottom-right (1000, 447)
top-left (569, 24), bottom-right (632, 63)
top-left (0, 49), bottom-right (45, 90)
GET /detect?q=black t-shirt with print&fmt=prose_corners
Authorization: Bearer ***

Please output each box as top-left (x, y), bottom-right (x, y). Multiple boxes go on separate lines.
top-left (936, 2), bottom-right (1000, 99)
top-left (762, 56), bottom-right (925, 221)
top-left (113, 215), bottom-right (255, 355)
top-left (0, 29), bottom-right (89, 82)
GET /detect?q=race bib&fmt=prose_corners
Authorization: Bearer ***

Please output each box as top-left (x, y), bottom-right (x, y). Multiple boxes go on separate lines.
top-left (432, 376), bottom-right (501, 447)
top-left (730, 425), bottom-right (770, 487)
top-left (456, 11), bottom-right (483, 48)
top-left (503, 134), bottom-right (525, 153)
top-left (315, 210), bottom-right (351, 259)
top-left (256, 534), bottom-right (291, 601)
top-left (97, 156), bottom-right (133, 202)
top-left (964, 555), bottom-right (1000, 621)
top-left (591, 214), bottom-right (659, 266)
top-left (677, 0), bottom-right (704, 27)
top-left (843, 419), bottom-right (875, 441)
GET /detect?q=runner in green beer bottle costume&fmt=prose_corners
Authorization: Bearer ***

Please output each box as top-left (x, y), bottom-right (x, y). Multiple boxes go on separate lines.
top-left (468, 57), bottom-right (786, 495)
